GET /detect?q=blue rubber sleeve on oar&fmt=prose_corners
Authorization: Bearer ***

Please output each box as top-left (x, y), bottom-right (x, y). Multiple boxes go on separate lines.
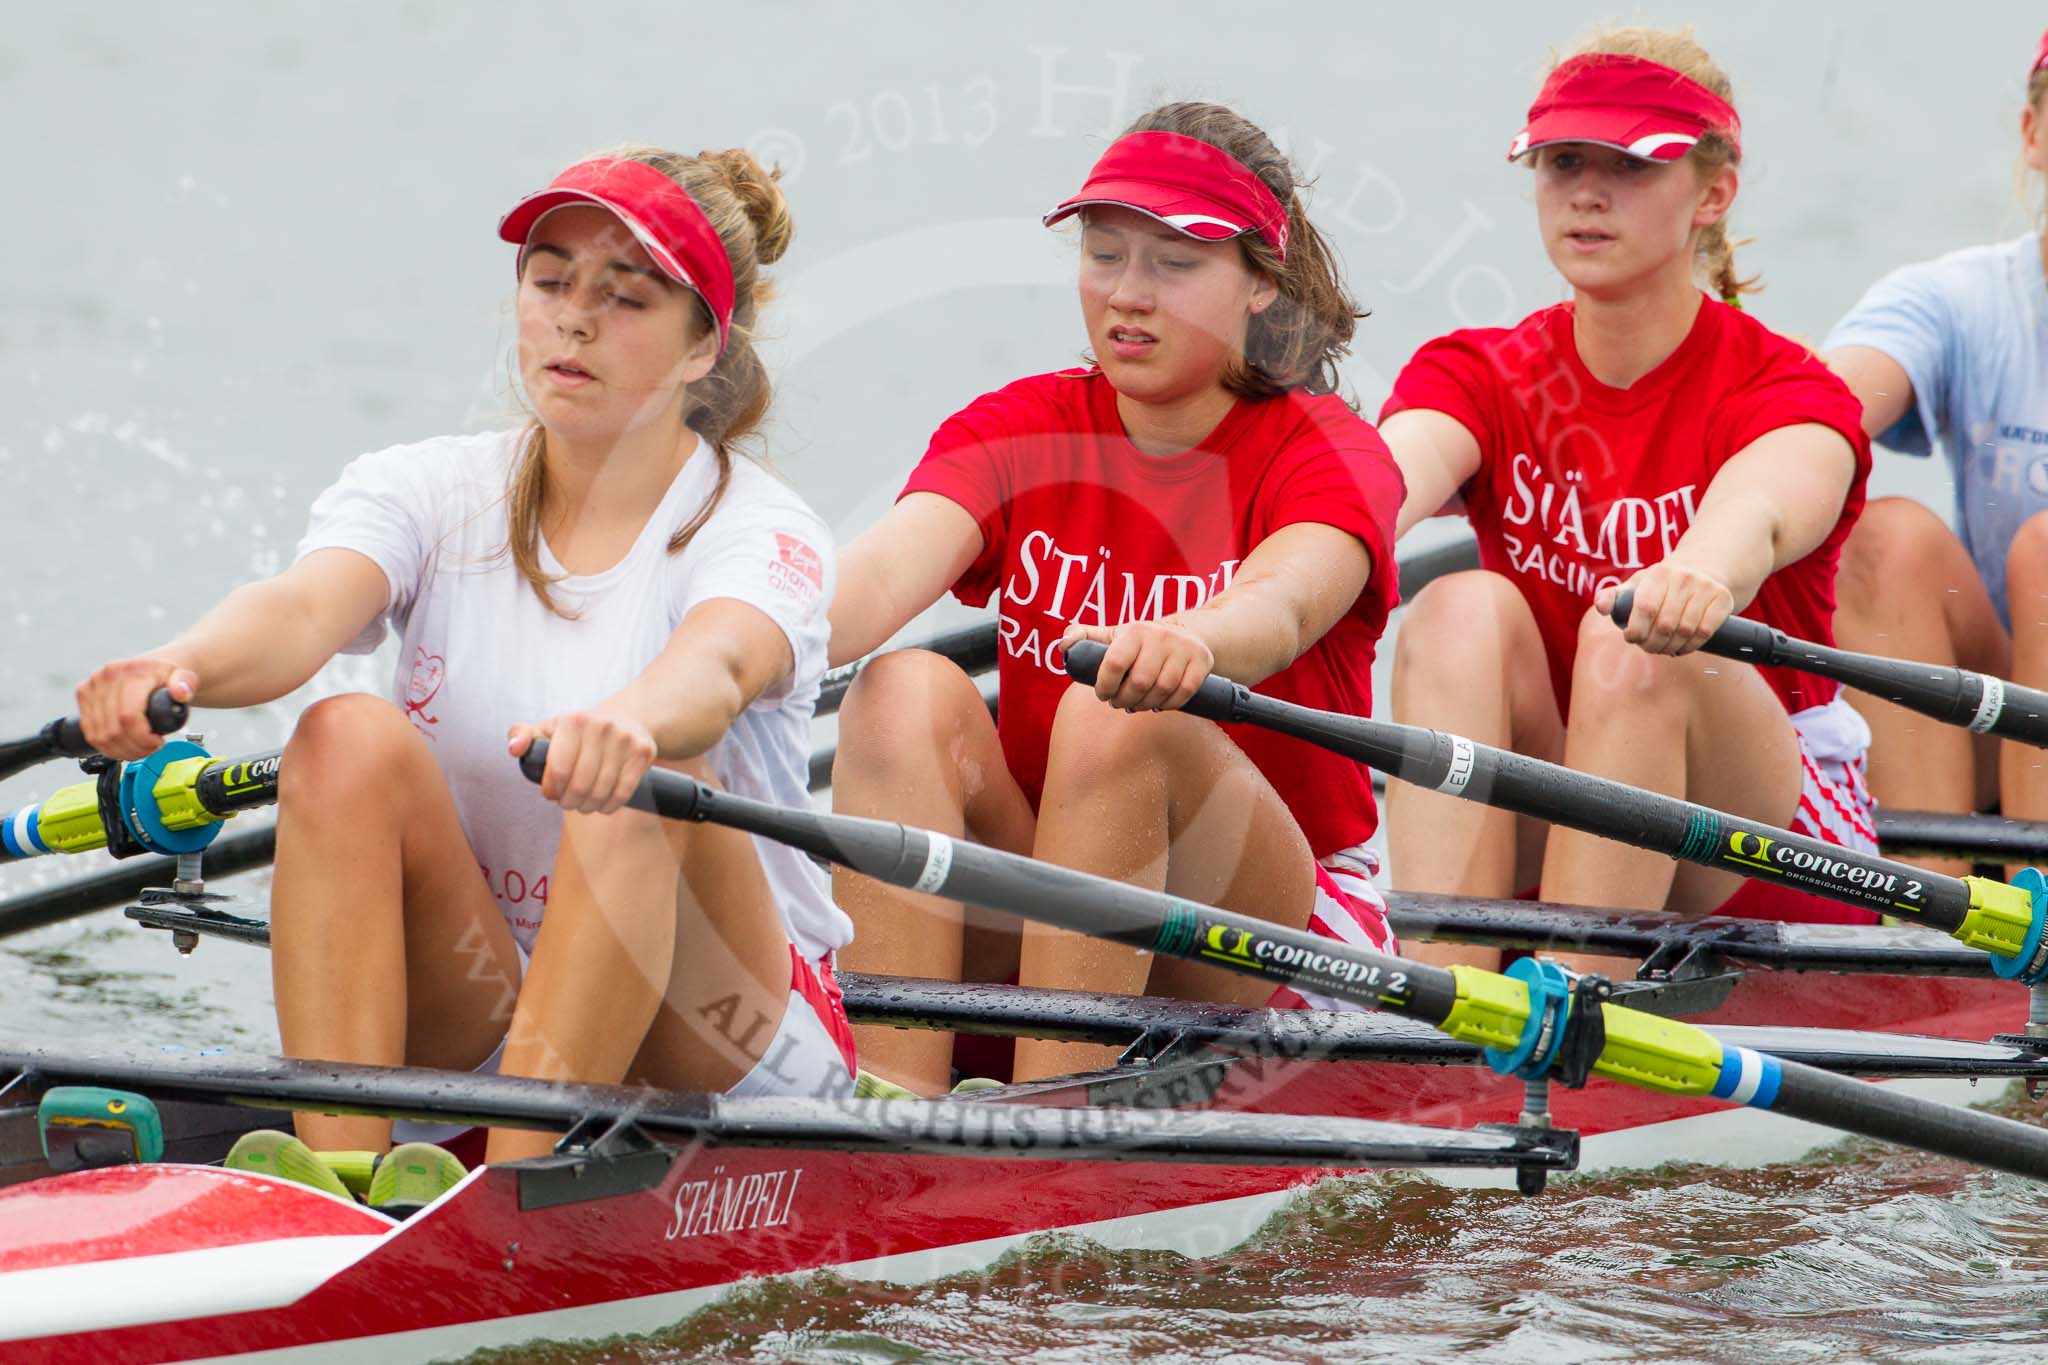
top-left (1710, 1043), bottom-right (1783, 1108)
top-left (1990, 868), bottom-right (2048, 984)
top-left (1485, 957), bottom-right (1572, 1080)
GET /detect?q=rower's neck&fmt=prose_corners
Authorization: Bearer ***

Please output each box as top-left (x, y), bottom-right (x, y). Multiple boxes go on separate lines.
top-left (541, 421), bottom-right (700, 563)
top-left (1570, 273), bottom-right (1705, 391)
top-left (1115, 382), bottom-right (1238, 458)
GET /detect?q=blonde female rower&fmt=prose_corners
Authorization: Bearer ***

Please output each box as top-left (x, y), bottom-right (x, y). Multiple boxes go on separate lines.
top-left (74, 148), bottom-right (854, 1208)
top-left (1382, 27), bottom-right (1876, 966)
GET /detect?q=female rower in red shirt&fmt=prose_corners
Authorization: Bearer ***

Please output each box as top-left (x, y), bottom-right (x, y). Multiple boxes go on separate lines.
top-left (1381, 26), bottom-right (1876, 965)
top-left (830, 102), bottom-right (1405, 1094)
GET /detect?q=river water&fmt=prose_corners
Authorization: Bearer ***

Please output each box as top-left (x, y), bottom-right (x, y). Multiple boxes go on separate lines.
top-left (5, 3), bottom-right (2048, 1359)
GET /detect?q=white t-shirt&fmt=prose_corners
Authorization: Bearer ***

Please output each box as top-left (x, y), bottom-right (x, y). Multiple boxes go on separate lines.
top-left (293, 428), bottom-right (853, 961)
top-left (1824, 233), bottom-right (2048, 626)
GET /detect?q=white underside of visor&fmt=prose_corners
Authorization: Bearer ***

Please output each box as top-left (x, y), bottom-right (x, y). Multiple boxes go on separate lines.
top-left (1508, 130), bottom-right (1699, 161)
top-left (1043, 199), bottom-right (1249, 238)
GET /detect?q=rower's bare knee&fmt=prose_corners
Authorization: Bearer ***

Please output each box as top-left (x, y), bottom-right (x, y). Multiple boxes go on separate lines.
top-left (2007, 509), bottom-right (2048, 600)
top-left (557, 802), bottom-right (671, 873)
top-left (1393, 571), bottom-right (1528, 708)
top-left (832, 649), bottom-right (987, 801)
top-left (1569, 608), bottom-right (1688, 720)
top-left (279, 694), bottom-right (422, 811)
top-left (1840, 497), bottom-right (1956, 613)
top-left (1045, 683), bottom-right (1203, 794)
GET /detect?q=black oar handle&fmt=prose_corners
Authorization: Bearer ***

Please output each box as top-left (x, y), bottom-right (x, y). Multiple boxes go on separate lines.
top-left (517, 738), bottom-right (684, 820)
top-left (1608, 588), bottom-right (1778, 660)
top-left (0, 689), bottom-right (189, 784)
top-left (1609, 589), bottom-right (2048, 748)
top-left (48, 690), bottom-right (189, 758)
top-left (1061, 641), bottom-right (1248, 727)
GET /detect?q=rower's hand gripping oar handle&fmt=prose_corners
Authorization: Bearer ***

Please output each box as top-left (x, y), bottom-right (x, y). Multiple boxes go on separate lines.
top-left (0, 689), bottom-right (188, 784)
top-left (1609, 588), bottom-right (2048, 747)
top-left (517, 739), bottom-right (692, 821)
top-left (1608, 588), bottom-right (1780, 662)
top-left (49, 690), bottom-right (190, 759)
top-left (1061, 641), bottom-right (1248, 726)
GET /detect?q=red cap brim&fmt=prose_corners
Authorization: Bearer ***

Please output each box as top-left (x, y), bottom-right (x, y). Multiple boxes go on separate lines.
top-left (1508, 108), bottom-right (1700, 163)
top-left (1042, 178), bottom-right (1253, 241)
top-left (498, 190), bottom-right (704, 295)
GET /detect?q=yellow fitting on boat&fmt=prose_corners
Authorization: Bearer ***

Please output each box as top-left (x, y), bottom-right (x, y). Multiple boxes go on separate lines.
top-left (1439, 964), bottom-right (1532, 1052)
top-left (1957, 877), bottom-right (2034, 960)
top-left (149, 756), bottom-right (223, 832)
top-left (32, 781), bottom-right (108, 854)
top-left (1591, 1003), bottom-right (1725, 1096)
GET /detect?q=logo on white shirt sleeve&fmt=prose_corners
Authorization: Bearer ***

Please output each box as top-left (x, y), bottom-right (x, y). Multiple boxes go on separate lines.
top-left (768, 532), bottom-right (825, 604)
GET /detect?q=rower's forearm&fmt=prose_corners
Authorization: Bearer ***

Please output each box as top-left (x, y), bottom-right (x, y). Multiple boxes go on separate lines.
top-left (1175, 582), bottom-right (1306, 686)
top-left (1666, 494), bottom-right (1780, 610)
top-left (827, 565), bottom-right (908, 668)
top-left (614, 663), bottom-right (747, 763)
top-left (153, 580), bottom-right (341, 707)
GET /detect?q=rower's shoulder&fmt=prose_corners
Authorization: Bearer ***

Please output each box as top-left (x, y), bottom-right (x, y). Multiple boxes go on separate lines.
top-left (719, 458), bottom-right (830, 537)
top-left (1265, 388), bottom-right (1392, 458)
top-left (961, 366), bottom-right (1097, 413)
top-left (1881, 234), bottom-right (2034, 288)
top-left (323, 428), bottom-right (520, 502)
top-left (928, 368), bottom-right (1100, 448)
top-left (1399, 303), bottom-right (1571, 375)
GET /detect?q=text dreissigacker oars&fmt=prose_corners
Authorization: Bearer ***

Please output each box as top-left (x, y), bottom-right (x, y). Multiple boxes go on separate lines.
top-left (516, 732), bottom-right (2048, 1185)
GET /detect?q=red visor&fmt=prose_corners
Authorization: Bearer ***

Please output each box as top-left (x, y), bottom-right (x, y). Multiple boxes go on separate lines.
top-left (2033, 27), bottom-right (2048, 75)
top-left (1508, 53), bottom-right (1742, 164)
top-left (1043, 130), bottom-right (1289, 262)
top-left (498, 158), bottom-right (736, 350)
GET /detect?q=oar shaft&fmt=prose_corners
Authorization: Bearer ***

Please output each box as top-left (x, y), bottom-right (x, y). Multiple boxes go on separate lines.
top-left (1063, 643), bottom-right (2036, 965)
top-left (1610, 589), bottom-right (2048, 748)
top-left (517, 745), bottom-right (2048, 1183)
top-left (515, 742), bottom-right (1463, 1021)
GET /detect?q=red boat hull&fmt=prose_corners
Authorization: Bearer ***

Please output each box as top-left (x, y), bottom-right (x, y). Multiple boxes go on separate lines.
top-left (0, 970), bottom-right (2025, 1363)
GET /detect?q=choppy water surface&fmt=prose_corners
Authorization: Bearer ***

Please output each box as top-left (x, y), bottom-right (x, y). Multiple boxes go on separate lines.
top-left (456, 1099), bottom-right (2048, 1363)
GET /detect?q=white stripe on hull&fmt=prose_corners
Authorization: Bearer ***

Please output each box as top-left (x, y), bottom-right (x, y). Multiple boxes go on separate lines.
top-left (0, 1236), bottom-right (385, 1344)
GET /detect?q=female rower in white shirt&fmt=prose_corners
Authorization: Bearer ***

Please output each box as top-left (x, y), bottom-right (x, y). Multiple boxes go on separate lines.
top-left (72, 147), bottom-right (855, 1207)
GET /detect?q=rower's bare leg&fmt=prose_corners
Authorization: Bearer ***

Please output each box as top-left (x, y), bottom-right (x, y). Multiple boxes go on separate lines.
top-left (488, 758), bottom-right (795, 1164)
top-left (1387, 571), bottom-right (1563, 970)
top-left (1016, 685), bottom-right (1317, 1081)
top-left (830, 650), bottom-right (1036, 1095)
top-left (1540, 608), bottom-right (1802, 974)
top-left (271, 695), bottom-right (524, 1152)
top-left (2000, 512), bottom-right (2048, 845)
top-left (1836, 497), bottom-right (2007, 877)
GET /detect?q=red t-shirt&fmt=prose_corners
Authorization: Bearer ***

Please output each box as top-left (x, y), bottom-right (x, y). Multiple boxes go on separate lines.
top-left (1381, 297), bottom-right (1872, 716)
top-left (901, 368), bottom-right (1406, 858)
